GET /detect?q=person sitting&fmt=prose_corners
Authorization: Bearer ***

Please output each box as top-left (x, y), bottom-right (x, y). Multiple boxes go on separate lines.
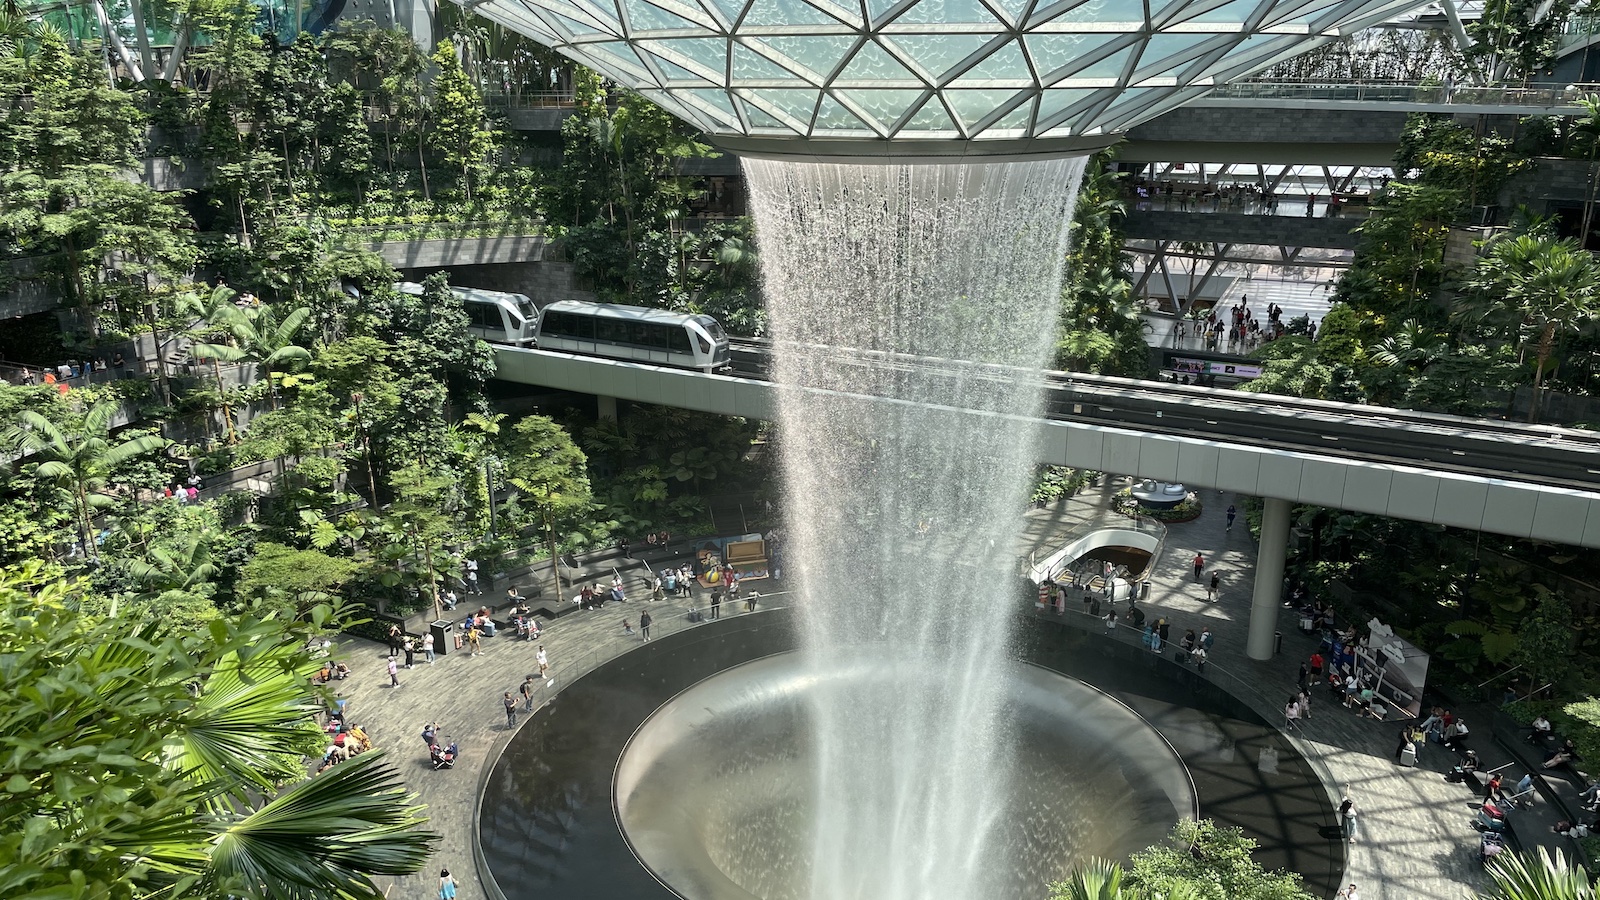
top-left (333, 661), bottom-right (351, 680)
top-left (1544, 739), bottom-right (1582, 770)
top-left (474, 609), bottom-right (497, 637)
top-left (347, 724), bottom-right (372, 754)
top-left (1444, 718), bottom-right (1471, 752)
top-left (1527, 715), bottom-right (1554, 744)
top-left (315, 663), bottom-right (334, 684)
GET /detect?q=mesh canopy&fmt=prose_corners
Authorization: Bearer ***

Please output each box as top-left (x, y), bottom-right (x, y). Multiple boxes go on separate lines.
top-left (462, 0), bottom-right (1427, 148)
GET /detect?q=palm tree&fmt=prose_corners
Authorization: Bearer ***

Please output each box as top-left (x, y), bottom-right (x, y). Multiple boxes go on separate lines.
top-left (1463, 234), bottom-right (1600, 422)
top-left (213, 302), bottom-right (314, 410)
top-left (1479, 847), bottom-right (1595, 900)
top-left (1, 585), bottom-right (439, 900)
top-left (6, 402), bottom-right (167, 558)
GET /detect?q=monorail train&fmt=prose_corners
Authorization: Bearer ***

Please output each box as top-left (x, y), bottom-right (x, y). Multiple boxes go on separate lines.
top-left (396, 283), bottom-right (731, 373)
top-left (535, 300), bottom-right (730, 373)
top-left (395, 282), bottom-right (538, 347)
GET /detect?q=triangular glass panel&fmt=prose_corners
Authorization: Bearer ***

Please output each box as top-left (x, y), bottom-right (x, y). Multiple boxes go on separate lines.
top-left (648, 53), bottom-right (711, 82)
top-left (1023, 33), bottom-right (1119, 81)
top-left (733, 42), bottom-right (810, 81)
top-left (1035, 87), bottom-right (1092, 126)
top-left (1133, 32), bottom-right (1215, 75)
top-left (940, 88), bottom-right (1025, 129)
top-left (895, 0), bottom-right (1003, 26)
top-left (586, 41), bottom-right (653, 79)
top-left (863, 0), bottom-right (905, 26)
top-left (838, 88), bottom-right (926, 128)
top-left (1201, 33), bottom-right (1290, 78)
top-left (621, 0), bottom-right (705, 31)
top-left (685, 87), bottom-right (743, 126)
top-left (751, 88), bottom-right (821, 125)
top-left (694, 0), bottom-right (749, 25)
top-left (813, 93), bottom-right (871, 130)
top-left (980, 0), bottom-right (1030, 27)
top-left (1101, 85), bottom-right (1156, 119)
top-left (834, 40), bottom-right (921, 83)
top-left (976, 95), bottom-right (1034, 134)
top-left (882, 34), bottom-right (998, 82)
top-left (1172, 0), bottom-right (1266, 24)
top-left (549, 11), bottom-right (614, 36)
top-left (900, 96), bottom-right (958, 132)
top-left (1030, 0), bottom-right (1143, 27)
top-left (754, 35), bottom-right (860, 79)
top-left (741, 0), bottom-right (841, 25)
top-left (947, 38), bottom-right (1029, 85)
top-left (644, 38), bottom-right (728, 75)
top-left (737, 96), bottom-right (791, 128)
top-left (1258, 0), bottom-right (1323, 27)
top-left (1068, 46), bottom-right (1135, 80)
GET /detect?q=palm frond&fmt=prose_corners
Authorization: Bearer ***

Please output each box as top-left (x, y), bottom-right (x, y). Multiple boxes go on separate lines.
top-left (208, 751), bottom-right (439, 900)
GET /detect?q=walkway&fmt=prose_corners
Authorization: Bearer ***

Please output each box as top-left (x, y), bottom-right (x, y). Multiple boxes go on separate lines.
top-left (331, 484), bottom-right (1489, 900)
top-left (1107, 483), bottom-right (1491, 900)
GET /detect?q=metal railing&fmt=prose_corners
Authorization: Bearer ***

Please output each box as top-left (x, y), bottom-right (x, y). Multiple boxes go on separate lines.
top-left (1210, 80), bottom-right (1598, 108)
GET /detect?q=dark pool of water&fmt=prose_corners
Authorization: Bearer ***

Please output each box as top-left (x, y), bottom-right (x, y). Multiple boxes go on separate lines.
top-left (478, 610), bottom-right (1341, 900)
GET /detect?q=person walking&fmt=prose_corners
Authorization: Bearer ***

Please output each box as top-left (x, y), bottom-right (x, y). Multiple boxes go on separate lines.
top-left (1191, 645), bottom-right (1207, 672)
top-left (402, 636), bottom-right (415, 669)
top-left (536, 644), bottom-right (550, 678)
top-left (1192, 552), bottom-right (1205, 581)
top-left (423, 629), bottom-right (436, 665)
top-left (503, 692), bottom-right (518, 727)
top-left (1339, 794), bottom-right (1359, 843)
top-left (1207, 571), bottom-right (1220, 602)
top-left (387, 657), bottom-right (399, 688)
top-left (1199, 627), bottom-right (1214, 653)
top-left (521, 675), bottom-right (537, 710)
top-left (439, 869), bottom-right (458, 900)
top-left (466, 559), bottom-right (480, 594)
top-left (1285, 696), bottom-right (1301, 731)
top-left (1225, 504), bottom-right (1237, 531)
top-left (640, 609), bottom-right (652, 640)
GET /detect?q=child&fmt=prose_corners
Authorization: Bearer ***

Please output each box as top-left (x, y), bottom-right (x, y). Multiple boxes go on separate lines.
top-left (622, 619), bottom-right (635, 636)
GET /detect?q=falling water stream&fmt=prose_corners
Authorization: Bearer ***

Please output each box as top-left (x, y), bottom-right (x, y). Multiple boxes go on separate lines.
top-left (743, 157), bottom-right (1089, 900)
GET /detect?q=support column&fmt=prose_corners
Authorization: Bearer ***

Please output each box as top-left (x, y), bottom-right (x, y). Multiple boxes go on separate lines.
top-left (596, 395), bottom-right (618, 421)
top-left (1246, 497), bottom-right (1292, 661)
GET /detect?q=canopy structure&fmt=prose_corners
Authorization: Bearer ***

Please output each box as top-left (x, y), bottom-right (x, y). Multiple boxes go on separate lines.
top-left (458, 0), bottom-right (1433, 159)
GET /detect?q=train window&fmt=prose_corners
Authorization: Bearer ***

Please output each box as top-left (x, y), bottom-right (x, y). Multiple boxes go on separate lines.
top-left (694, 316), bottom-right (726, 340)
top-left (669, 327), bottom-right (691, 353)
top-left (638, 322), bottom-right (669, 349)
top-left (470, 304), bottom-right (500, 329)
top-left (695, 331), bottom-right (711, 356)
top-left (596, 317), bottom-right (626, 344)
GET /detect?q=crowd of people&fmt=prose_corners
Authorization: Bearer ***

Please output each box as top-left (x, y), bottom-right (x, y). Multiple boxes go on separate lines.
top-left (1173, 297), bottom-right (1313, 355)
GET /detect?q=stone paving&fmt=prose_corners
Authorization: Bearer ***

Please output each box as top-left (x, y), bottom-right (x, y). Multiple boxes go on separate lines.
top-left (332, 481), bottom-right (1491, 900)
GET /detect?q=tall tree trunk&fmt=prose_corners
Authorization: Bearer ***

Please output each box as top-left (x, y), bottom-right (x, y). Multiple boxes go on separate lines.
top-left (212, 357), bottom-right (238, 443)
top-left (1529, 324), bottom-right (1555, 423)
top-left (145, 300), bottom-right (173, 407)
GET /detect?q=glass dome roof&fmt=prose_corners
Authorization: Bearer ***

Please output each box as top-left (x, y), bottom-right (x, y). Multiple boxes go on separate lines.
top-left (465, 0), bottom-right (1427, 156)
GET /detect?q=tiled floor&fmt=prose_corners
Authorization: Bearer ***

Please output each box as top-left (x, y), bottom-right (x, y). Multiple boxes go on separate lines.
top-left (337, 481), bottom-right (1487, 900)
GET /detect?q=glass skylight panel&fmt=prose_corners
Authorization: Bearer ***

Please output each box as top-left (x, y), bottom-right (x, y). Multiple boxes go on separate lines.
top-left (469, 0), bottom-right (1433, 150)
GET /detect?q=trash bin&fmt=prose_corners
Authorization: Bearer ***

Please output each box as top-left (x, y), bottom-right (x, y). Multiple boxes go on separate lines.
top-left (1273, 630), bottom-right (1283, 656)
top-left (431, 620), bottom-right (453, 657)
top-left (1139, 581), bottom-right (1152, 601)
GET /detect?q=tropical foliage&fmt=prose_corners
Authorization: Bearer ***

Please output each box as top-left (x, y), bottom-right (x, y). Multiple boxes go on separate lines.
top-left (0, 563), bottom-right (437, 900)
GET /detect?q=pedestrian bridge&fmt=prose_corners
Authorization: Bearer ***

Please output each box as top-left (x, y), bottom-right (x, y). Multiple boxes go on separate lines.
top-left (492, 344), bottom-right (1600, 549)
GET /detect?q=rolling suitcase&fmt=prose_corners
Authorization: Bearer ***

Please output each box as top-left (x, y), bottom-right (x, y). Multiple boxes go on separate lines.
top-left (1399, 743), bottom-right (1417, 767)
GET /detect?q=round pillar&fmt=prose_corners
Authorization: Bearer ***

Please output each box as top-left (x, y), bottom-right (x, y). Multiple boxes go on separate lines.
top-left (1246, 497), bottom-right (1292, 661)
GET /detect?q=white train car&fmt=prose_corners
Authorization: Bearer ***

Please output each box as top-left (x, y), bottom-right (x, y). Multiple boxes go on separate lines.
top-left (535, 300), bottom-right (730, 373)
top-left (395, 282), bottom-right (537, 347)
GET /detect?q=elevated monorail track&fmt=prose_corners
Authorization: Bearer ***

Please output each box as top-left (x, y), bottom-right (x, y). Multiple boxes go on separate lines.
top-left (722, 339), bottom-right (1600, 493)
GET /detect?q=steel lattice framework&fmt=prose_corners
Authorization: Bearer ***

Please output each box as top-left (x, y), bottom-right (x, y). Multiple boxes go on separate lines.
top-left (461, 0), bottom-right (1430, 156)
